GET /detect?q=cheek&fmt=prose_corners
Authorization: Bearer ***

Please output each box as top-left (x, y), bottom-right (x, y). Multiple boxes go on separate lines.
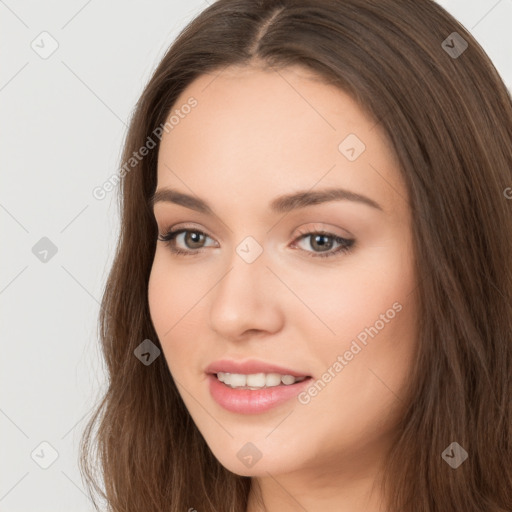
top-left (298, 239), bottom-right (416, 343)
top-left (293, 270), bottom-right (417, 455)
top-left (148, 257), bottom-right (175, 333)
top-left (147, 255), bottom-right (204, 374)
top-left (303, 240), bottom-right (418, 398)
top-left (148, 252), bottom-right (207, 326)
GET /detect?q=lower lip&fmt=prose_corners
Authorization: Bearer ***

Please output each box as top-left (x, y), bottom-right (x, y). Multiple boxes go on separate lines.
top-left (207, 374), bottom-right (312, 414)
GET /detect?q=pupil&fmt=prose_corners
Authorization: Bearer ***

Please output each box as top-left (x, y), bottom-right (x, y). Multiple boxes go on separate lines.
top-left (187, 231), bottom-right (203, 248)
top-left (313, 234), bottom-right (332, 251)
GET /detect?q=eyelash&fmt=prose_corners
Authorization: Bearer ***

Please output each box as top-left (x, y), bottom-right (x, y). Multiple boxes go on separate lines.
top-left (157, 226), bottom-right (355, 259)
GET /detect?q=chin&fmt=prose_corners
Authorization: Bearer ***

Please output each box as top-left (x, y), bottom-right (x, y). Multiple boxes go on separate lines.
top-left (205, 438), bottom-right (303, 477)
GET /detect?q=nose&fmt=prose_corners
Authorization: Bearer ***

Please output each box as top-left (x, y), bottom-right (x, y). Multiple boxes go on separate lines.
top-left (208, 251), bottom-right (284, 341)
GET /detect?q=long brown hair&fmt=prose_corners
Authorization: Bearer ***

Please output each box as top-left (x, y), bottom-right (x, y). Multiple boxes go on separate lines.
top-left (79, 1), bottom-right (512, 510)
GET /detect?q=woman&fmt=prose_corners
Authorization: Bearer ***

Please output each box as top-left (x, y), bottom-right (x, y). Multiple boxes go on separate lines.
top-left (80, 1), bottom-right (512, 511)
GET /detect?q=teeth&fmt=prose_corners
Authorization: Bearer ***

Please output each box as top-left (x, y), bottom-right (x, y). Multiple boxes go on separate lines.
top-left (246, 373), bottom-right (266, 387)
top-left (216, 372), bottom-right (306, 389)
top-left (264, 373), bottom-right (282, 387)
top-left (281, 375), bottom-right (296, 385)
top-left (228, 373), bottom-right (247, 387)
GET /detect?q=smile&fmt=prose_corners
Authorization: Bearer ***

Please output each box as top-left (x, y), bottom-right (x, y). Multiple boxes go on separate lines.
top-left (216, 372), bottom-right (308, 389)
top-left (207, 373), bottom-right (313, 414)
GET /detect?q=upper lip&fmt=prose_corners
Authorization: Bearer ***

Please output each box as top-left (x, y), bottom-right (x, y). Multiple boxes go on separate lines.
top-left (205, 359), bottom-right (311, 378)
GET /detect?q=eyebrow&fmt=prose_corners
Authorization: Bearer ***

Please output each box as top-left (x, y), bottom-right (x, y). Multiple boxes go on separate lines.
top-left (149, 187), bottom-right (383, 214)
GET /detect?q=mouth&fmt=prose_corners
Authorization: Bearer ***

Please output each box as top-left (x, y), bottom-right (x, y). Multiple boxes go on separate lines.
top-left (212, 371), bottom-right (311, 390)
top-left (206, 372), bottom-right (313, 414)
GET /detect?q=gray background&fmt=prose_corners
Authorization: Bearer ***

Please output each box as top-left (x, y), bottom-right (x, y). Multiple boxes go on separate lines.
top-left (1, 0), bottom-right (511, 510)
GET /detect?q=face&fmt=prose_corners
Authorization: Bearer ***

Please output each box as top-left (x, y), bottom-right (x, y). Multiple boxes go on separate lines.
top-left (148, 64), bottom-right (418, 480)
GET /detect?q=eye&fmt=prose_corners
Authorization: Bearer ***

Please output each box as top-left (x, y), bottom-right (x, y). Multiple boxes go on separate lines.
top-left (291, 229), bottom-right (355, 258)
top-left (157, 227), bottom-right (217, 256)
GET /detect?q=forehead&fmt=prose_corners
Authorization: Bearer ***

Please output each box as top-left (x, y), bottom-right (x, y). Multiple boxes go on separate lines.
top-left (155, 64), bottom-right (406, 218)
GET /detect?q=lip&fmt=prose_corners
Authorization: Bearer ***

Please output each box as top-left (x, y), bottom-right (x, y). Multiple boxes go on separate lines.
top-left (205, 358), bottom-right (312, 414)
top-left (207, 374), bottom-right (312, 414)
top-left (205, 358), bottom-right (310, 378)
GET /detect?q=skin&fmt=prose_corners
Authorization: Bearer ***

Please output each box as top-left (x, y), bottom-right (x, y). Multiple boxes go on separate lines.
top-left (148, 63), bottom-right (418, 512)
